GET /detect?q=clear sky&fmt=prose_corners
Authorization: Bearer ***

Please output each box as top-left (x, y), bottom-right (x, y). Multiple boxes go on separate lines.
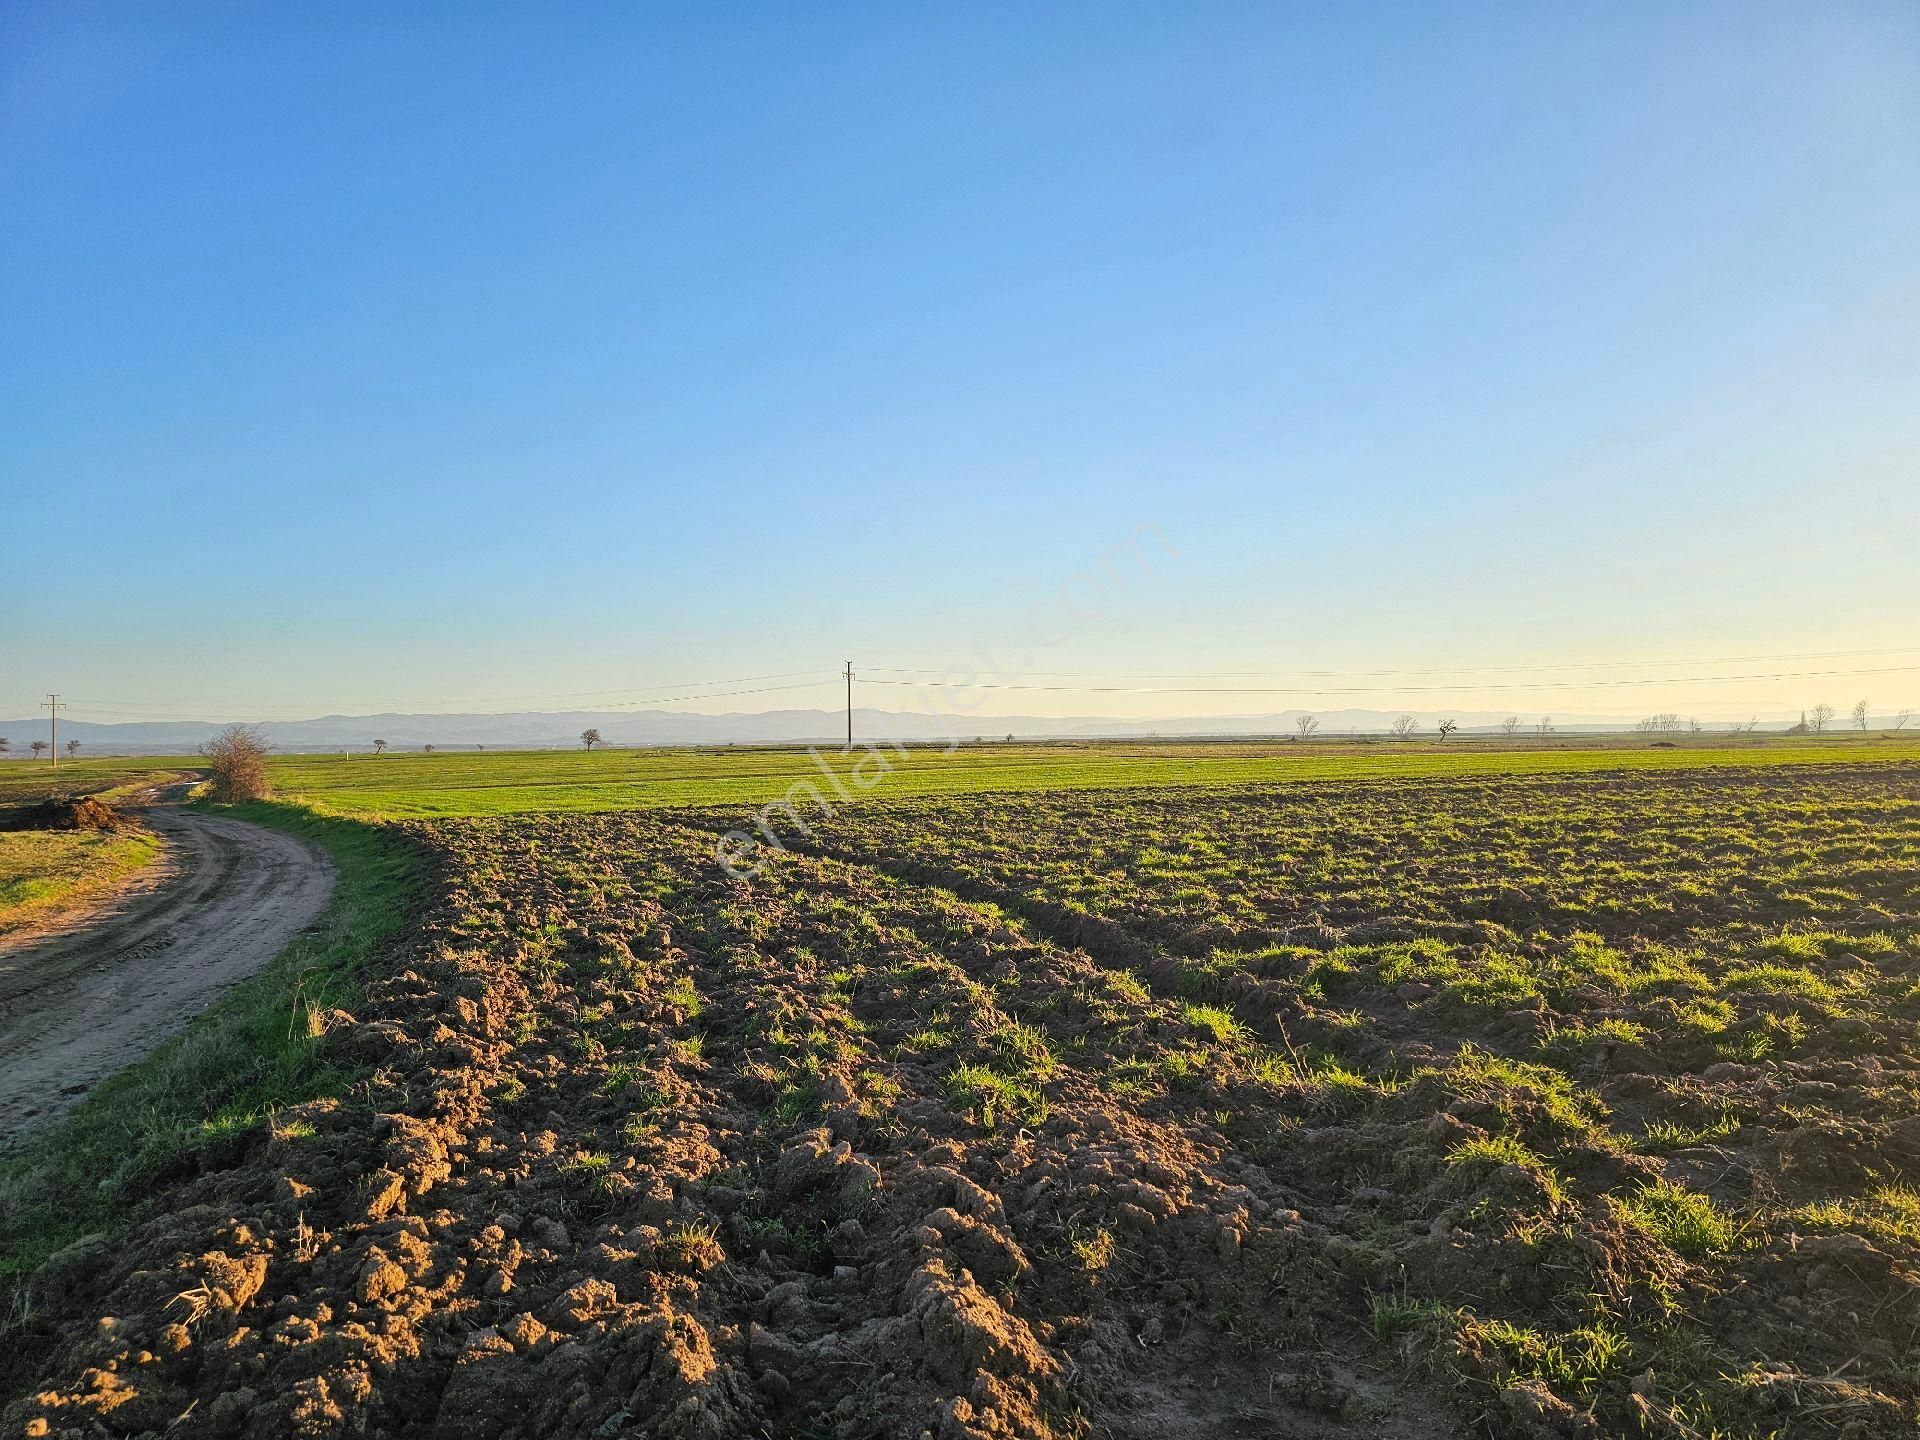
top-left (4, 2), bottom-right (1917, 726)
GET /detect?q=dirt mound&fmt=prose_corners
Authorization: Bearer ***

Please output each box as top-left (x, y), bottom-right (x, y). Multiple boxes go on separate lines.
top-left (0, 796), bottom-right (126, 833)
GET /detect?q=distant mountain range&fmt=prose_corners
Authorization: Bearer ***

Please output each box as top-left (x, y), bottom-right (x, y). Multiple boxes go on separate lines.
top-left (0, 704), bottom-right (1850, 754)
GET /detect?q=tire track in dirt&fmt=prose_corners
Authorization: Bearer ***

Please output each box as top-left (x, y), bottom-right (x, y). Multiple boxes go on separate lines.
top-left (0, 808), bottom-right (336, 1143)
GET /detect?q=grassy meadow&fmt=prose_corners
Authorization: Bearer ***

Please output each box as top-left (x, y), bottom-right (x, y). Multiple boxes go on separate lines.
top-left (261, 732), bottom-right (1920, 817)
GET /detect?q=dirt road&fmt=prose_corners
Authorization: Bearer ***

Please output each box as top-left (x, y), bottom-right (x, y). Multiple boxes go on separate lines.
top-left (0, 807), bottom-right (335, 1142)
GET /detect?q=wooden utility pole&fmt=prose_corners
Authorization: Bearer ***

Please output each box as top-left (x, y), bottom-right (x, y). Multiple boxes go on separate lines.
top-left (844, 660), bottom-right (854, 750)
top-left (42, 693), bottom-right (64, 767)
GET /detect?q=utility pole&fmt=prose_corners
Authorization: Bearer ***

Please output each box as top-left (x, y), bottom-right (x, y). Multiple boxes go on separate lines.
top-left (844, 660), bottom-right (854, 750)
top-left (42, 693), bottom-right (63, 767)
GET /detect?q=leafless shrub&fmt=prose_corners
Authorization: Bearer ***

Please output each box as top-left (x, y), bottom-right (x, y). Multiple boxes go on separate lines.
top-left (201, 723), bottom-right (271, 803)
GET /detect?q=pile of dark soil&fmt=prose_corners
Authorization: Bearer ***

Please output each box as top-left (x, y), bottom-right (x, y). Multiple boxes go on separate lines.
top-left (0, 797), bottom-right (126, 833)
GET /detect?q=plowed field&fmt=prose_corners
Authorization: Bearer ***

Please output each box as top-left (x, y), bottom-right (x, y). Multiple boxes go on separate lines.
top-left (9, 762), bottom-right (1920, 1438)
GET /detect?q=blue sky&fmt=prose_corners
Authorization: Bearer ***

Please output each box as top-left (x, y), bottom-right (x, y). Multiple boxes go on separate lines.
top-left (4, 2), bottom-right (1917, 724)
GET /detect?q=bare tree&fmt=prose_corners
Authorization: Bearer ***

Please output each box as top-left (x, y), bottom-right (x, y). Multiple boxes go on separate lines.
top-left (1728, 716), bottom-right (1758, 735)
top-left (1852, 699), bottom-right (1870, 732)
top-left (1535, 716), bottom-right (1554, 737)
top-left (1436, 719), bottom-right (1457, 741)
top-left (30, 740), bottom-right (48, 760)
top-left (424, 743), bottom-right (436, 755)
top-left (1636, 714), bottom-right (1685, 734)
top-left (1500, 715), bottom-right (1521, 737)
top-left (581, 728), bottom-right (604, 750)
top-left (66, 738), bottom-right (81, 758)
top-left (1294, 713), bottom-right (1320, 739)
top-left (373, 739), bottom-right (388, 755)
top-left (1810, 703), bottom-right (1835, 734)
top-left (1896, 709), bottom-right (1914, 731)
top-left (201, 723), bottom-right (271, 803)
top-left (0, 738), bottom-right (9, 756)
top-left (1687, 718), bottom-right (1702, 735)
top-left (1389, 715), bottom-right (1417, 740)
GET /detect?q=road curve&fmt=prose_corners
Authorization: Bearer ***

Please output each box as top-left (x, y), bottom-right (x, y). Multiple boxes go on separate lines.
top-left (0, 807), bottom-right (336, 1143)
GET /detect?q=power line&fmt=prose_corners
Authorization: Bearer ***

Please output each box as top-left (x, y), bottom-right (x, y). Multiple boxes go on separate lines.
top-left (859, 661), bottom-right (1920, 698)
top-left (50, 670), bottom-right (832, 715)
top-left (10, 646), bottom-right (1916, 725)
top-left (862, 644), bottom-right (1920, 682)
top-left (21, 678), bottom-right (839, 723)
top-left (594, 680), bottom-right (834, 710)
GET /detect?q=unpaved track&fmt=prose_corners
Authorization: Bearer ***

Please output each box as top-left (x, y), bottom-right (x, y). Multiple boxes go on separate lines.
top-left (0, 807), bottom-right (335, 1142)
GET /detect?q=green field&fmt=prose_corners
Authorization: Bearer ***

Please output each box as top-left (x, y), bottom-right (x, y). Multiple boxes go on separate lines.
top-left (262, 733), bottom-right (1920, 817)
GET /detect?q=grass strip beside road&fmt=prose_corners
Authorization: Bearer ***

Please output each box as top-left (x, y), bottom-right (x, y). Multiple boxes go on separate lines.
top-left (0, 830), bottom-right (165, 939)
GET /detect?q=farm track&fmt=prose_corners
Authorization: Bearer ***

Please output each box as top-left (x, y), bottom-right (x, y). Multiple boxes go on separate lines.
top-left (0, 807), bottom-right (336, 1142)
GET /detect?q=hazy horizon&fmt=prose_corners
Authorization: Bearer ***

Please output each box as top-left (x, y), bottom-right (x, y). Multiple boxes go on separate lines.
top-left (4, 690), bottom-right (1913, 751)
